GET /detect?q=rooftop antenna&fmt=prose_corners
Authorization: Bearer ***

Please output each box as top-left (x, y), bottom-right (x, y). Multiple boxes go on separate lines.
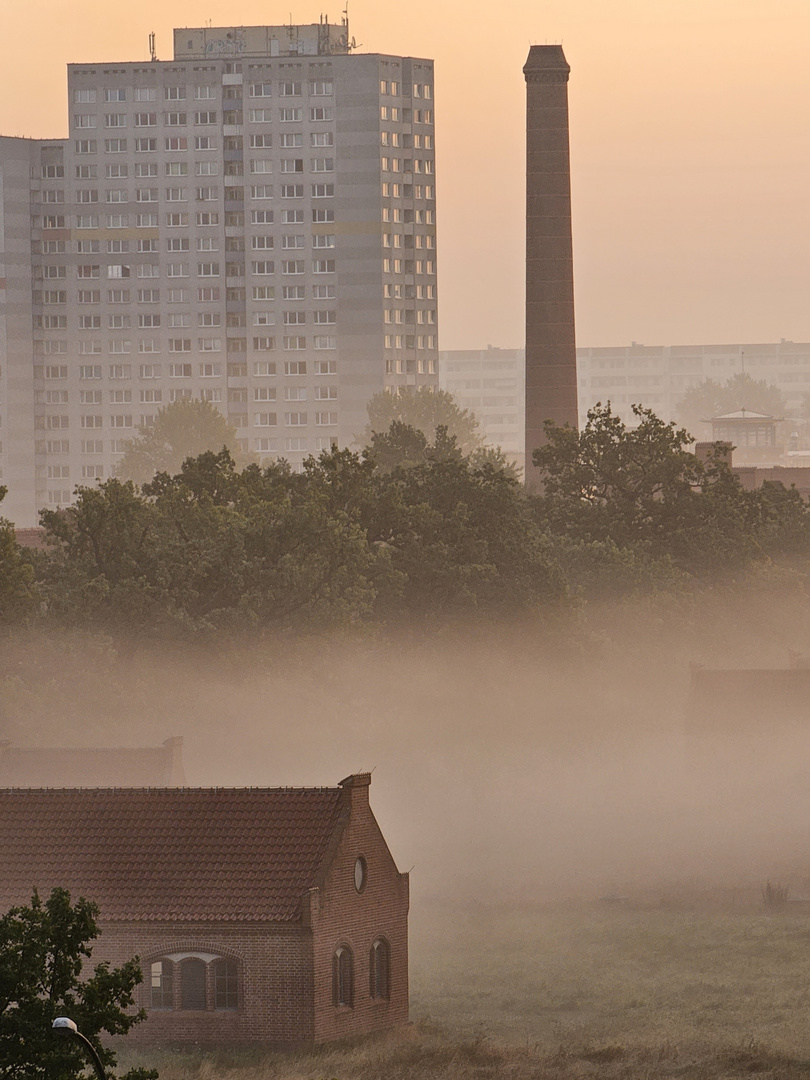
top-left (148, 31), bottom-right (157, 62)
top-left (740, 348), bottom-right (747, 415)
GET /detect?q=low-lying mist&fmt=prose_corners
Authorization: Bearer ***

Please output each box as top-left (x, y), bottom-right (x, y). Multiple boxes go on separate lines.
top-left (5, 573), bottom-right (810, 909)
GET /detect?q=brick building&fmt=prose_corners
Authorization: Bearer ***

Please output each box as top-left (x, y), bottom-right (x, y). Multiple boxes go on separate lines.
top-left (0, 773), bottom-right (409, 1045)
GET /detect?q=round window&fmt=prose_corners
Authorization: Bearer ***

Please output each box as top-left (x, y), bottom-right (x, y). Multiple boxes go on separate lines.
top-left (354, 855), bottom-right (367, 893)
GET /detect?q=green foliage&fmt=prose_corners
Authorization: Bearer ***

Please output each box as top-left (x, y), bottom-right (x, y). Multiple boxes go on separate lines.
top-left (5, 404), bottom-right (810, 639)
top-left (366, 387), bottom-right (483, 455)
top-left (0, 887), bottom-right (155, 1080)
top-left (0, 486), bottom-right (38, 625)
top-left (675, 373), bottom-right (786, 435)
top-left (114, 399), bottom-right (242, 486)
top-left (532, 403), bottom-right (772, 576)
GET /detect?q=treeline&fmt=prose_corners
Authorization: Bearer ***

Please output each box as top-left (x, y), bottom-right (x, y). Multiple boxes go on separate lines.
top-left (2, 405), bottom-right (810, 641)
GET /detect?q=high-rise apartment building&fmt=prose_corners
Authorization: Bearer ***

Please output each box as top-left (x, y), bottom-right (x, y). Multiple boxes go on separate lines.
top-left (0, 21), bottom-right (438, 526)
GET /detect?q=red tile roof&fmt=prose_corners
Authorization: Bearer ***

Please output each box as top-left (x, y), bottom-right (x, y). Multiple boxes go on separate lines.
top-left (0, 787), bottom-right (347, 922)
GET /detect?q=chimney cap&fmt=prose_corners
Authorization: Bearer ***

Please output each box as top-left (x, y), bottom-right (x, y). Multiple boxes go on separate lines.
top-left (524, 44), bottom-right (570, 77)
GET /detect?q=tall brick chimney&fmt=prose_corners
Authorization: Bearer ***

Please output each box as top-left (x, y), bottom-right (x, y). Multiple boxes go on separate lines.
top-left (524, 45), bottom-right (578, 483)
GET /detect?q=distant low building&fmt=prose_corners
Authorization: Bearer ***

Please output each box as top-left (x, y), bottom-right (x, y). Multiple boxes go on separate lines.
top-left (0, 736), bottom-right (185, 787)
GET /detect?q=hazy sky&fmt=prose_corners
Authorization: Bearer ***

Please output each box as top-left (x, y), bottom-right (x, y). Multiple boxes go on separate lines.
top-left (1, 0), bottom-right (809, 349)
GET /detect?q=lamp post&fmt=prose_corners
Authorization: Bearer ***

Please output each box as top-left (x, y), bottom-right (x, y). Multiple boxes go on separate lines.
top-left (52, 1017), bottom-right (107, 1080)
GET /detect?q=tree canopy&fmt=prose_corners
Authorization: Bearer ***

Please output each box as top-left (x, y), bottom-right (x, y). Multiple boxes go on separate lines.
top-left (0, 887), bottom-right (155, 1080)
top-left (0, 407), bottom-right (806, 641)
top-left (675, 373), bottom-right (786, 437)
top-left (114, 399), bottom-right (242, 486)
top-left (365, 387), bottom-right (483, 455)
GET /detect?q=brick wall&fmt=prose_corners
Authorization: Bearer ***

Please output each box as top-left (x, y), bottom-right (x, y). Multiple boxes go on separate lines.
top-left (97, 922), bottom-right (313, 1045)
top-left (309, 776), bottom-right (410, 1042)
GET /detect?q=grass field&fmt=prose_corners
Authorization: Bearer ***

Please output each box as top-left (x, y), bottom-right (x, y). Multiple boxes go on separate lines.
top-left (120, 901), bottom-right (810, 1080)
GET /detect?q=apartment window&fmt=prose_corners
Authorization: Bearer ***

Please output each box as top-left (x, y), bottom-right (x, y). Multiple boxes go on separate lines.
top-left (195, 111), bottom-right (217, 125)
top-left (311, 157), bottom-right (334, 173)
top-left (280, 108), bottom-right (302, 122)
top-left (81, 439), bottom-right (104, 453)
top-left (109, 364), bottom-right (131, 380)
top-left (78, 342), bottom-right (102, 355)
top-left (254, 362), bottom-right (276, 376)
top-left (198, 287), bottom-right (220, 302)
top-left (165, 86), bottom-right (187, 101)
top-left (312, 234), bottom-right (335, 249)
top-left (79, 315), bottom-right (102, 329)
top-left (136, 188), bottom-right (158, 202)
top-left (311, 132), bottom-right (334, 147)
top-left (109, 315), bottom-right (131, 329)
top-left (135, 88), bottom-right (157, 101)
top-left (283, 311), bottom-right (305, 325)
top-left (252, 337), bottom-right (275, 352)
top-left (109, 389), bottom-right (132, 404)
top-left (199, 361), bottom-right (221, 376)
top-left (309, 106), bottom-right (333, 122)
top-left (199, 340), bottom-right (222, 355)
top-left (43, 215), bottom-right (67, 229)
top-left (248, 109), bottom-right (273, 124)
top-left (249, 83), bottom-right (272, 97)
top-left (195, 136), bottom-right (216, 150)
top-left (314, 359), bottom-right (337, 375)
top-left (312, 184), bottom-right (334, 198)
top-left (169, 339), bottom-right (192, 353)
top-left (281, 260), bottom-right (304, 275)
top-left (196, 185), bottom-right (218, 200)
top-left (136, 213), bottom-right (158, 227)
top-left (315, 385), bottom-right (338, 400)
top-left (135, 138), bottom-right (158, 152)
top-left (74, 114), bottom-right (96, 129)
top-left (250, 185), bottom-right (274, 200)
top-left (313, 259), bottom-right (335, 274)
top-left (283, 361), bottom-right (306, 376)
top-left (104, 139), bottom-right (127, 153)
top-left (285, 412), bottom-right (307, 426)
top-left (282, 235), bottom-right (304, 250)
top-left (281, 185), bottom-right (304, 199)
top-left (282, 285), bottom-right (305, 300)
top-left (107, 289), bottom-right (130, 303)
top-left (252, 286), bottom-right (275, 301)
top-left (313, 310), bottom-right (336, 324)
top-left (137, 289), bottom-right (160, 303)
top-left (44, 366), bottom-right (68, 379)
top-left (251, 210), bottom-right (274, 225)
top-left (80, 390), bottom-right (102, 404)
top-left (165, 137), bottom-right (188, 152)
top-left (73, 89), bottom-right (96, 103)
top-left (280, 82), bottom-right (302, 97)
top-left (80, 415), bottom-right (102, 429)
top-left (138, 314), bottom-right (161, 328)
top-left (314, 336), bottom-right (337, 351)
top-left (75, 140), bottom-right (97, 154)
top-left (196, 211), bottom-right (219, 226)
top-left (196, 161), bottom-right (218, 176)
top-left (315, 411), bottom-right (338, 426)
top-left (105, 88), bottom-right (126, 102)
top-left (105, 113), bottom-right (127, 128)
top-left (135, 163), bottom-right (158, 178)
top-left (253, 387), bottom-right (276, 402)
top-left (169, 363), bottom-right (192, 377)
top-left (140, 388), bottom-right (162, 402)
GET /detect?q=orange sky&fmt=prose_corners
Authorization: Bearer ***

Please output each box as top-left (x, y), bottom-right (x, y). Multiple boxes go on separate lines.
top-left (1, 0), bottom-right (809, 350)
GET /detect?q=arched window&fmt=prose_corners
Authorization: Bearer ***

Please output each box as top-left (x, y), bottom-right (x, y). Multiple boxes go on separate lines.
top-left (150, 959), bottom-right (173, 1008)
top-left (332, 945), bottom-right (354, 1007)
top-left (369, 938), bottom-right (390, 1000)
top-left (180, 957), bottom-right (207, 1010)
top-left (213, 957), bottom-right (238, 1009)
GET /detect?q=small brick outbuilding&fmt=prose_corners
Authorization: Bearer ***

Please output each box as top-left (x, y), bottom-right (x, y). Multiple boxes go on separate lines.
top-left (0, 773), bottom-right (409, 1045)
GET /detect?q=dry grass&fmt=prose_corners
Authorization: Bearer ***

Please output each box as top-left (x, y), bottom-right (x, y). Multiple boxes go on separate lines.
top-left (117, 902), bottom-right (810, 1080)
